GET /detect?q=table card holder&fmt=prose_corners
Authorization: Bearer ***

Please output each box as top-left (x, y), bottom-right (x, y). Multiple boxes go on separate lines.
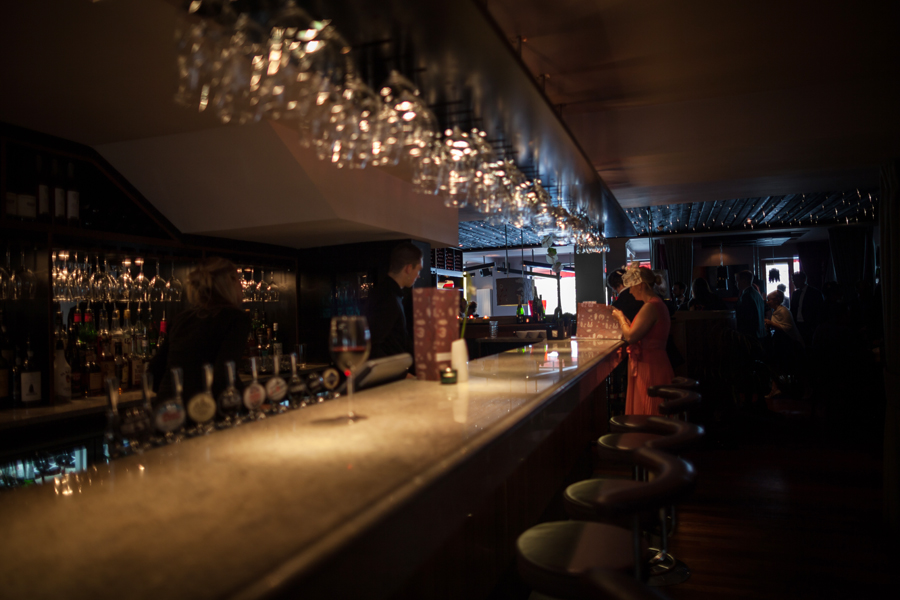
top-left (413, 288), bottom-right (459, 381)
top-left (576, 302), bottom-right (624, 340)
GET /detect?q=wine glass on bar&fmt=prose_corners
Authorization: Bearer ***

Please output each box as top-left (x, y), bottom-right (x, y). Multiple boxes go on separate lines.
top-left (329, 315), bottom-right (370, 423)
top-left (149, 259), bottom-right (168, 303)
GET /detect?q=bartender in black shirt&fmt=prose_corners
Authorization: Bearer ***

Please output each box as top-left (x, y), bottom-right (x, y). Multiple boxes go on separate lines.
top-left (367, 243), bottom-right (422, 368)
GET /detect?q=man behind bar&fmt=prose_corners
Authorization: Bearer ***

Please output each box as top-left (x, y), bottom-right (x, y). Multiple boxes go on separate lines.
top-left (368, 243), bottom-right (423, 367)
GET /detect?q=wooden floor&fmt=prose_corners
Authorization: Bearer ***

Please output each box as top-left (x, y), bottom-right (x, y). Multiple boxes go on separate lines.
top-left (664, 407), bottom-right (891, 600)
top-left (490, 402), bottom-right (893, 599)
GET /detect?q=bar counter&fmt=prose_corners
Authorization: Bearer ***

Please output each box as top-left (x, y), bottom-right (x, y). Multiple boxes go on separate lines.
top-left (0, 339), bottom-right (623, 600)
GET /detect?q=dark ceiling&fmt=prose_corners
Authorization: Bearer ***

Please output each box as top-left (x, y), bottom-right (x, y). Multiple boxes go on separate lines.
top-left (625, 188), bottom-right (879, 236)
top-left (484, 0), bottom-right (900, 211)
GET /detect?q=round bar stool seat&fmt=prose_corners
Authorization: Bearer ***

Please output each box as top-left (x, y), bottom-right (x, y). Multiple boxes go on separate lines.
top-left (610, 389), bottom-right (702, 434)
top-left (517, 521), bottom-right (647, 599)
top-left (664, 377), bottom-right (699, 390)
top-left (564, 479), bottom-right (645, 523)
top-left (581, 570), bottom-right (671, 600)
top-left (599, 432), bottom-right (661, 453)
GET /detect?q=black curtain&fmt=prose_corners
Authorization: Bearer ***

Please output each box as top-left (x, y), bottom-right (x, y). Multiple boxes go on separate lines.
top-left (797, 241), bottom-right (832, 289)
top-left (664, 238), bottom-right (694, 300)
top-left (881, 160), bottom-right (900, 534)
top-left (829, 225), bottom-right (875, 289)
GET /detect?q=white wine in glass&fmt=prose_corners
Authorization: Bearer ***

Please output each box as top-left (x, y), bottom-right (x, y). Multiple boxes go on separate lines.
top-left (329, 315), bottom-right (371, 422)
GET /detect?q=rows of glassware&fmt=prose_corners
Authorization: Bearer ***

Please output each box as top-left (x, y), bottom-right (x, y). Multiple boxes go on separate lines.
top-left (52, 252), bottom-right (183, 304)
top-left (175, 1), bottom-right (610, 254)
top-left (0, 247), bottom-right (37, 301)
top-left (48, 251), bottom-right (285, 304)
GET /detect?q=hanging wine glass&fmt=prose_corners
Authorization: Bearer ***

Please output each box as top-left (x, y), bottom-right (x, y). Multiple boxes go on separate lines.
top-left (149, 260), bottom-right (168, 303)
top-left (241, 268), bottom-right (253, 302)
top-left (256, 271), bottom-right (270, 303)
top-left (52, 251), bottom-right (67, 302)
top-left (88, 255), bottom-right (104, 302)
top-left (132, 258), bottom-right (150, 303)
top-left (65, 252), bottom-right (81, 301)
top-left (167, 261), bottom-right (183, 302)
top-left (75, 254), bottom-right (91, 303)
top-left (267, 271), bottom-right (280, 303)
top-left (116, 259), bottom-right (134, 303)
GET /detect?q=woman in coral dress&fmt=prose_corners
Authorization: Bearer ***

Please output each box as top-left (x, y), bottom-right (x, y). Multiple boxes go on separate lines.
top-left (611, 264), bottom-right (675, 415)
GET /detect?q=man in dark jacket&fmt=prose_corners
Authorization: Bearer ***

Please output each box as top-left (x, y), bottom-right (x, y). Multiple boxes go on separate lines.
top-left (790, 271), bottom-right (825, 347)
top-left (368, 243), bottom-right (423, 365)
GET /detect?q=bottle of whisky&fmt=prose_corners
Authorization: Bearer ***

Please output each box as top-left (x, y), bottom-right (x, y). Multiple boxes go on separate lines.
top-left (20, 337), bottom-right (42, 404)
top-left (54, 337), bottom-right (72, 403)
top-left (114, 339), bottom-right (129, 393)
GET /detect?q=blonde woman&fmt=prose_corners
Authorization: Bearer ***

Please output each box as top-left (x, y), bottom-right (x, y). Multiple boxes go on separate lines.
top-left (148, 257), bottom-right (251, 401)
top-left (611, 263), bottom-right (675, 415)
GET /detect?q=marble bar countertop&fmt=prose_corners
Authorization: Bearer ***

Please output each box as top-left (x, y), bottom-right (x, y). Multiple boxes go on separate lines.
top-left (0, 338), bottom-right (623, 600)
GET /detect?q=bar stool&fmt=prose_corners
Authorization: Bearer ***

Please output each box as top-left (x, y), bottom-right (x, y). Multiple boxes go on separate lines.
top-left (595, 418), bottom-right (704, 586)
top-left (609, 389), bottom-right (702, 435)
top-left (516, 448), bottom-right (695, 598)
top-left (662, 377), bottom-right (699, 391)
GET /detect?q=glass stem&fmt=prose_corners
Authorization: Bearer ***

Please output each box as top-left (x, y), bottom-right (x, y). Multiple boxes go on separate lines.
top-left (347, 369), bottom-right (354, 419)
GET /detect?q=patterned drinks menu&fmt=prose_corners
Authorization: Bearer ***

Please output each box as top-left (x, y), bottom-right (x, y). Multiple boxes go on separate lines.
top-left (576, 302), bottom-right (623, 340)
top-left (412, 288), bottom-right (459, 380)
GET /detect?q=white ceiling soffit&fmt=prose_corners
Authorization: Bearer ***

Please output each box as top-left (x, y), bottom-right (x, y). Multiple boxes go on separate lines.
top-left (0, 0), bottom-right (457, 248)
top-left (96, 121), bottom-right (459, 249)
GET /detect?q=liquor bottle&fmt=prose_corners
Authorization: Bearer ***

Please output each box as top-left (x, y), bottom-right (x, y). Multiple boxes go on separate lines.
top-left (0, 343), bottom-right (10, 409)
top-left (114, 339), bottom-right (129, 393)
top-left (98, 306), bottom-right (111, 353)
top-left (148, 308), bottom-right (159, 356)
top-left (257, 328), bottom-right (269, 373)
top-left (0, 309), bottom-right (13, 365)
top-left (52, 159), bottom-right (66, 223)
top-left (271, 322), bottom-right (282, 357)
top-left (54, 306), bottom-right (66, 345)
top-left (54, 337), bottom-right (72, 403)
top-left (156, 311), bottom-right (168, 351)
top-left (81, 308), bottom-right (98, 347)
top-left (20, 337), bottom-right (42, 404)
top-left (88, 346), bottom-right (103, 397)
top-left (121, 306), bottom-right (134, 356)
top-left (70, 337), bottom-right (84, 398)
top-left (217, 361), bottom-right (242, 426)
top-left (516, 300), bottom-right (525, 324)
top-left (105, 377), bottom-right (123, 458)
top-left (66, 161), bottom-right (80, 227)
top-left (187, 364), bottom-right (217, 432)
top-left (130, 335), bottom-right (145, 390)
top-left (11, 348), bottom-right (22, 404)
top-left (37, 154), bottom-right (51, 223)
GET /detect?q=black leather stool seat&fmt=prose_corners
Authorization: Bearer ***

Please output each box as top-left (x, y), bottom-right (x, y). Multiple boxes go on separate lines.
top-left (517, 521), bottom-right (648, 599)
top-left (610, 389), bottom-right (702, 434)
top-left (609, 414), bottom-right (655, 434)
top-left (662, 377), bottom-right (699, 390)
top-left (565, 450), bottom-right (697, 522)
top-left (599, 419), bottom-right (704, 456)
